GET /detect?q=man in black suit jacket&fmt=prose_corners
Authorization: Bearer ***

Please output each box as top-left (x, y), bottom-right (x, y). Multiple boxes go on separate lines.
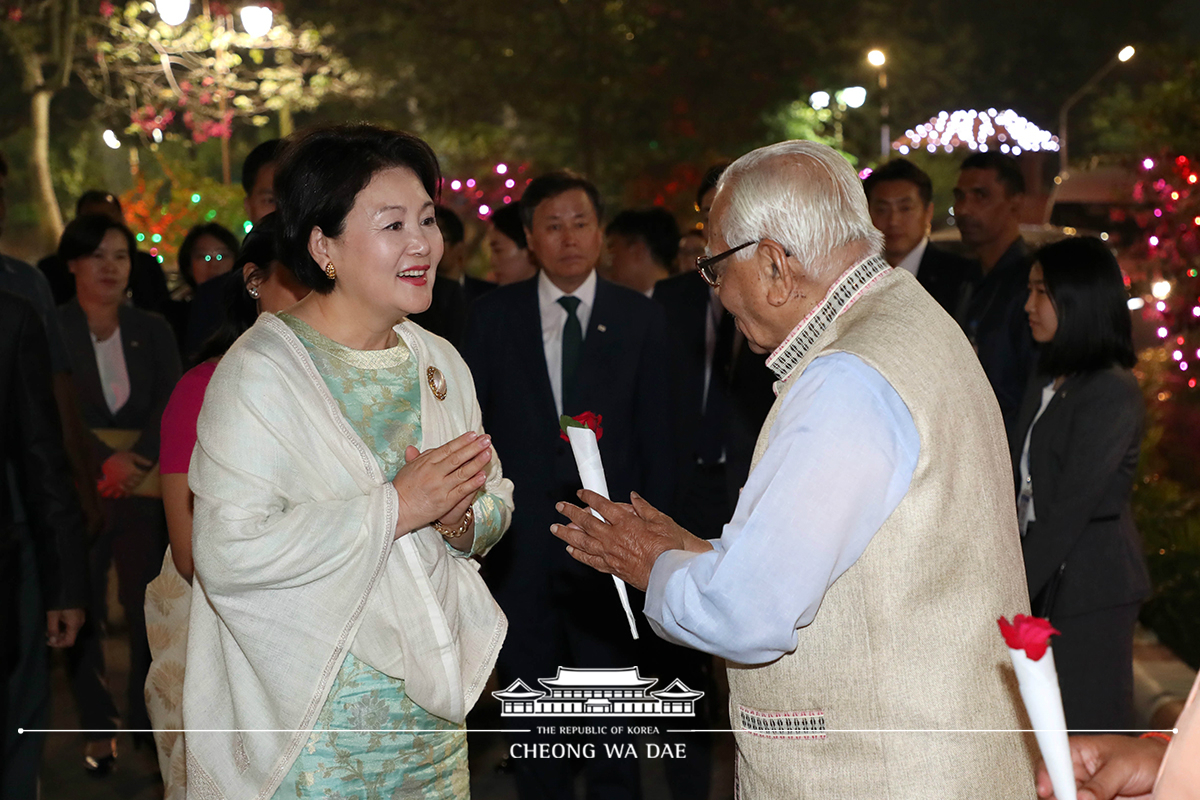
top-left (864, 159), bottom-right (980, 317)
top-left (0, 291), bottom-right (89, 789)
top-left (464, 172), bottom-right (673, 800)
top-left (652, 269), bottom-right (776, 537)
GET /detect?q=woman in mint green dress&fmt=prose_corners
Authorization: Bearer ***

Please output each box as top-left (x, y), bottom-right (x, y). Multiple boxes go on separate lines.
top-left (184, 126), bottom-right (511, 800)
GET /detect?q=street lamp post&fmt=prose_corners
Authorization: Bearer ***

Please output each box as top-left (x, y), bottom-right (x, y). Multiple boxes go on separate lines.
top-left (867, 49), bottom-right (888, 159)
top-left (1058, 45), bottom-right (1135, 177)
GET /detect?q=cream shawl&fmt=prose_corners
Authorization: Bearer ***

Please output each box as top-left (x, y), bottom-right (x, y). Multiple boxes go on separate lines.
top-left (182, 314), bottom-right (510, 800)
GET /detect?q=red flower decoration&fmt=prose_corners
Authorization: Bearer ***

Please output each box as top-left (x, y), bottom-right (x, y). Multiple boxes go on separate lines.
top-left (99, 1), bottom-right (115, 17)
top-left (997, 615), bottom-right (1061, 662)
top-left (559, 411), bottom-right (603, 442)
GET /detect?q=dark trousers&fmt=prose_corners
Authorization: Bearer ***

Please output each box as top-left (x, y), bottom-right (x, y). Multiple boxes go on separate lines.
top-left (3, 525), bottom-right (51, 798)
top-left (1051, 602), bottom-right (1141, 732)
top-left (68, 496), bottom-right (167, 738)
top-left (496, 570), bottom-right (643, 800)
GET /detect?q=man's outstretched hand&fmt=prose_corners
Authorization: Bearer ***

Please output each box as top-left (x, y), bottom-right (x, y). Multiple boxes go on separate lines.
top-left (551, 490), bottom-right (712, 591)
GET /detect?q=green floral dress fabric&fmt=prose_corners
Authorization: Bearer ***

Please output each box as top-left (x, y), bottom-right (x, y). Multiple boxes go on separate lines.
top-left (273, 314), bottom-right (503, 799)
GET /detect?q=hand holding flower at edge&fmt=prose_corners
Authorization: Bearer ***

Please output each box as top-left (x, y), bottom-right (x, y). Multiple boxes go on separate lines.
top-left (1035, 735), bottom-right (1165, 800)
top-left (98, 450), bottom-right (154, 498)
top-left (551, 490), bottom-right (713, 592)
top-left (391, 431), bottom-right (492, 544)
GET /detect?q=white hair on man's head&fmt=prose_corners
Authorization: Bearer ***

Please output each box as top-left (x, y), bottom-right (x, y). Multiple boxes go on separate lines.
top-left (714, 140), bottom-right (883, 278)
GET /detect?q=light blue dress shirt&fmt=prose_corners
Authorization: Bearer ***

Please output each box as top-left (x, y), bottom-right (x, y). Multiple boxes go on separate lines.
top-left (643, 351), bottom-right (921, 665)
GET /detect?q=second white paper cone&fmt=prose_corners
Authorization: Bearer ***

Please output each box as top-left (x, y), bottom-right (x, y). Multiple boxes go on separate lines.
top-left (1009, 646), bottom-right (1076, 800)
top-left (566, 426), bottom-right (639, 639)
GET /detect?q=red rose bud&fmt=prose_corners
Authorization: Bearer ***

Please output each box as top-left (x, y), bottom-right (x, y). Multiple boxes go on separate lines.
top-left (559, 412), bottom-right (604, 442)
top-left (997, 614), bottom-right (1061, 662)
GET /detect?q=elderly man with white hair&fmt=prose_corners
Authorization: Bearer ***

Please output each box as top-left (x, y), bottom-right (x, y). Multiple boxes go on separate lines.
top-left (552, 140), bottom-right (1035, 798)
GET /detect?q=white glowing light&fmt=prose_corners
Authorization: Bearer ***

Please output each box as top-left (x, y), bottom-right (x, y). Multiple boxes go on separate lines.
top-left (1152, 280), bottom-right (1171, 299)
top-left (1100, 232), bottom-right (1109, 241)
top-left (867, 49), bottom-right (886, 67)
top-left (809, 91), bottom-right (831, 110)
top-left (102, 130), bottom-right (121, 150)
top-left (1183, 362), bottom-right (1190, 371)
top-left (240, 5), bottom-right (273, 37)
top-left (1127, 297), bottom-right (1145, 310)
top-left (1143, 158), bottom-right (1155, 170)
top-left (1157, 327), bottom-right (1169, 338)
top-left (840, 86), bottom-right (867, 109)
top-left (478, 204), bottom-right (491, 216)
top-left (496, 163), bottom-right (508, 175)
top-left (155, 0), bottom-right (190, 25)
top-left (450, 180), bottom-right (462, 191)
top-left (1194, 307), bottom-right (1200, 317)
top-left (505, 179), bottom-right (515, 188)
top-left (466, 179), bottom-right (476, 188)
top-left (1173, 350), bottom-right (1183, 361)
top-left (1157, 301), bottom-right (1167, 312)
top-left (1118, 46), bottom-right (1135, 63)
top-left (1150, 236), bottom-right (1160, 247)
top-left (152, 128), bottom-right (163, 143)
top-left (889, 108), bottom-right (1059, 153)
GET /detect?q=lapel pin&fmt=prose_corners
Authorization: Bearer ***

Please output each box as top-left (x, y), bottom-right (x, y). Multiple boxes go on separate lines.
top-left (597, 324), bottom-right (607, 333)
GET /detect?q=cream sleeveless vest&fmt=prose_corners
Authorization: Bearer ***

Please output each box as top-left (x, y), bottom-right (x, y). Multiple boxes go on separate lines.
top-left (728, 257), bottom-right (1035, 799)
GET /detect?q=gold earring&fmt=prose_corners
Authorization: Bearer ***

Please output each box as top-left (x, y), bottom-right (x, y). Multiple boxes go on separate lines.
top-left (324, 261), bottom-right (337, 281)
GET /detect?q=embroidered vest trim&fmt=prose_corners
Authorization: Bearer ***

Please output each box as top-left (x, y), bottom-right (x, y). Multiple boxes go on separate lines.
top-left (765, 255), bottom-right (891, 383)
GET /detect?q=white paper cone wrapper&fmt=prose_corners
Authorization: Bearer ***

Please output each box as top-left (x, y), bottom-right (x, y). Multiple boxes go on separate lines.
top-left (566, 426), bottom-right (639, 640)
top-left (1008, 646), bottom-right (1076, 800)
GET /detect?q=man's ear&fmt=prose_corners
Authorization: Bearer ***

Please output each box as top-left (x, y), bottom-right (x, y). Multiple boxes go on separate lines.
top-left (308, 226), bottom-right (331, 269)
top-left (758, 239), bottom-right (795, 308)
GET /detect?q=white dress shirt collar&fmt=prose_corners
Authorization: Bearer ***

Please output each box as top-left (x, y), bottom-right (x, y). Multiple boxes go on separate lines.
top-left (538, 269), bottom-right (598, 415)
top-left (537, 268), bottom-right (597, 311)
top-left (895, 237), bottom-right (929, 278)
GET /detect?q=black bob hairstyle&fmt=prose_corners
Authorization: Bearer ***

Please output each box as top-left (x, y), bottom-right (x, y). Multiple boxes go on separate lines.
top-left (178, 222), bottom-right (241, 289)
top-left (274, 124), bottom-right (441, 295)
top-left (1033, 236), bottom-right (1136, 377)
top-left (57, 214), bottom-right (137, 264)
top-left (192, 213), bottom-right (286, 365)
top-left (489, 202), bottom-right (527, 249)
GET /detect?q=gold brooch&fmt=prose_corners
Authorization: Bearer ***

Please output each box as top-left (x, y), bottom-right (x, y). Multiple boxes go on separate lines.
top-left (427, 366), bottom-right (448, 401)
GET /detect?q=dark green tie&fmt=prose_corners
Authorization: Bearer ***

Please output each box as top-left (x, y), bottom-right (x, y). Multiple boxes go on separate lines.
top-left (558, 295), bottom-right (583, 410)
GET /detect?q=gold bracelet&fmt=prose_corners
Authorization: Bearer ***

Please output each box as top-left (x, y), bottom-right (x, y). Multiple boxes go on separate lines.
top-left (432, 505), bottom-right (474, 540)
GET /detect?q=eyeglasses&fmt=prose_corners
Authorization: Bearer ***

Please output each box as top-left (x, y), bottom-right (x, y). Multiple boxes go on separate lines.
top-left (696, 241), bottom-right (756, 288)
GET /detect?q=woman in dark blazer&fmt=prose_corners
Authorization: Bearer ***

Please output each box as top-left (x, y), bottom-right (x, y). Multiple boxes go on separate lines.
top-left (1014, 236), bottom-right (1150, 732)
top-left (56, 214), bottom-right (181, 773)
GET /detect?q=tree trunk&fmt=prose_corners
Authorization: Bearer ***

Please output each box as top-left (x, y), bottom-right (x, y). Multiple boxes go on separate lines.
top-left (30, 87), bottom-right (64, 250)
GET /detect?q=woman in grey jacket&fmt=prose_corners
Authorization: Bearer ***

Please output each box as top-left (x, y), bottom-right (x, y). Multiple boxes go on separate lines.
top-left (1015, 235), bottom-right (1150, 732)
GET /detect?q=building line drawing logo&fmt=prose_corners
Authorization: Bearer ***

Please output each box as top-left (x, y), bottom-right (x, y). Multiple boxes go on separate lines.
top-left (492, 667), bottom-right (704, 717)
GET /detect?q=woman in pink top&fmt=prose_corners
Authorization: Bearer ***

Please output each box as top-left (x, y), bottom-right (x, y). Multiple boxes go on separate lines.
top-left (147, 214), bottom-right (307, 796)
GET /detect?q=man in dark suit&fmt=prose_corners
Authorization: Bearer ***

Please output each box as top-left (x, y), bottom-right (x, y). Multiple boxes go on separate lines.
top-left (464, 171), bottom-right (674, 800)
top-left (954, 152), bottom-right (1037, 446)
top-left (0, 291), bottom-right (89, 790)
top-left (435, 204), bottom-right (496, 305)
top-left (864, 158), bottom-right (980, 317)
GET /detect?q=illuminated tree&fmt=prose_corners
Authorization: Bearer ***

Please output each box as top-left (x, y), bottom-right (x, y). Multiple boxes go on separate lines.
top-left (0, 0), bottom-right (82, 245)
top-left (80, 0), bottom-right (374, 183)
